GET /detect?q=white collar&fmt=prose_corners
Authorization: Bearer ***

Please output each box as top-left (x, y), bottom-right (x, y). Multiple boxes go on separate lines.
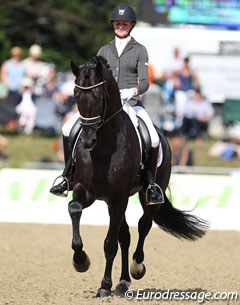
top-left (115, 36), bottom-right (131, 56)
top-left (115, 36), bottom-right (131, 46)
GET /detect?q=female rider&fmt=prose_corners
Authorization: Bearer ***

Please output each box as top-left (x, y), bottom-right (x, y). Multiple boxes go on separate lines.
top-left (50, 4), bottom-right (164, 205)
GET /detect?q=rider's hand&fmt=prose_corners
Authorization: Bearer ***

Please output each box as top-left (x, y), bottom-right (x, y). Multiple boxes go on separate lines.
top-left (120, 88), bottom-right (138, 102)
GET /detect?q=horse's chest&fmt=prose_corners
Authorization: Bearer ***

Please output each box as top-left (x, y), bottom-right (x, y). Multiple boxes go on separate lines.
top-left (78, 151), bottom-right (128, 184)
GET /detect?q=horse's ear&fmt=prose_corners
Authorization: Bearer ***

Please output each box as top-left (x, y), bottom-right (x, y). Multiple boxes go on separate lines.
top-left (70, 60), bottom-right (79, 77)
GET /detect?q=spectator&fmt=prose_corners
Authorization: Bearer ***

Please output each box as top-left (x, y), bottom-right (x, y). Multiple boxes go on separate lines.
top-left (0, 67), bottom-right (8, 100)
top-left (178, 56), bottom-right (200, 92)
top-left (15, 77), bottom-right (37, 135)
top-left (170, 130), bottom-right (193, 166)
top-left (181, 88), bottom-right (215, 144)
top-left (0, 46), bottom-right (25, 100)
top-left (39, 67), bottom-right (61, 102)
top-left (148, 63), bottom-right (156, 85)
top-left (142, 63), bottom-right (165, 128)
top-left (58, 73), bottom-right (75, 118)
top-left (162, 70), bottom-right (181, 105)
top-left (34, 67), bottom-right (61, 136)
top-left (23, 44), bottom-right (49, 94)
top-left (166, 46), bottom-right (183, 75)
top-left (175, 56), bottom-right (201, 120)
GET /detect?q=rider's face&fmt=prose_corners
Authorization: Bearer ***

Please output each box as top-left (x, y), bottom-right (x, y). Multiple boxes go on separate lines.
top-left (112, 20), bottom-right (133, 37)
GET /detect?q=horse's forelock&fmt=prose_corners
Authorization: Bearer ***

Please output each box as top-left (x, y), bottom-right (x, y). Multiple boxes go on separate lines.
top-left (82, 67), bottom-right (92, 79)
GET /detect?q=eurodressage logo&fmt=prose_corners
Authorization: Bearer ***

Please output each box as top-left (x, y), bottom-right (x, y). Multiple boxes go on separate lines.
top-left (124, 289), bottom-right (239, 303)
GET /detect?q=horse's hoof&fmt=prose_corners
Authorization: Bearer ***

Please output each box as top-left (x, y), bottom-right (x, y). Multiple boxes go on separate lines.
top-left (73, 251), bottom-right (90, 272)
top-left (130, 259), bottom-right (146, 280)
top-left (115, 280), bottom-right (131, 296)
top-left (96, 288), bottom-right (112, 298)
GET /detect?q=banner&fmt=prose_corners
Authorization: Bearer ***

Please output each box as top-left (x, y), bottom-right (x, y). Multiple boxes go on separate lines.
top-left (0, 169), bottom-right (239, 230)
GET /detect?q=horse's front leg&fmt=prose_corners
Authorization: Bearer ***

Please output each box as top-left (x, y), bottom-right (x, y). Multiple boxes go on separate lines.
top-left (68, 199), bottom-right (90, 272)
top-left (97, 197), bottom-right (128, 298)
top-left (115, 217), bottom-right (131, 295)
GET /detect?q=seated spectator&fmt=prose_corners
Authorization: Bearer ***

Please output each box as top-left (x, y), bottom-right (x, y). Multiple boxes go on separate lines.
top-left (170, 130), bottom-right (193, 166)
top-left (15, 77), bottom-right (37, 135)
top-left (181, 88), bottom-right (215, 143)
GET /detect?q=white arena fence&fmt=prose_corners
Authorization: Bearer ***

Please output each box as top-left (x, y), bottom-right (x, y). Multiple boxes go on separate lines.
top-left (0, 168), bottom-right (239, 231)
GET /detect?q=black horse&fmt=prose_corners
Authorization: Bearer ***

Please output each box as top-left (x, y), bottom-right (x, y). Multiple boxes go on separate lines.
top-left (68, 56), bottom-right (208, 297)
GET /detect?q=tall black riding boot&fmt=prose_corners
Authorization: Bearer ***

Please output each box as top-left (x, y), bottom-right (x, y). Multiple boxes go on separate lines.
top-left (145, 146), bottom-right (164, 205)
top-left (50, 135), bottom-right (75, 197)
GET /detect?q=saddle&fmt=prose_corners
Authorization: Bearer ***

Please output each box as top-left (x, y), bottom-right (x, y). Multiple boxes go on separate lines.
top-left (137, 116), bottom-right (151, 164)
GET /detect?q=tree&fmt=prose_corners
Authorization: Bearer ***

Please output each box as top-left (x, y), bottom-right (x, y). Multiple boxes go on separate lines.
top-left (0, 0), bottom-right (139, 71)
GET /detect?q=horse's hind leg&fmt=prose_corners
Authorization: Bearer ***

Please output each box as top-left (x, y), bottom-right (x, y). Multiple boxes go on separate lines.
top-left (68, 199), bottom-right (90, 272)
top-left (130, 191), bottom-right (159, 280)
top-left (115, 216), bottom-right (131, 295)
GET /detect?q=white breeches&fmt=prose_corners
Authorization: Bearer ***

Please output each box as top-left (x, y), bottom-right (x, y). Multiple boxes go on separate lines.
top-left (132, 105), bottom-right (160, 148)
top-left (61, 106), bottom-right (160, 148)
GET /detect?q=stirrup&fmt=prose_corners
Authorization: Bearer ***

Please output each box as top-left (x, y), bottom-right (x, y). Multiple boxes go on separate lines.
top-left (51, 175), bottom-right (70, 198)
top-left (146, 183), bottom-right (165, 205)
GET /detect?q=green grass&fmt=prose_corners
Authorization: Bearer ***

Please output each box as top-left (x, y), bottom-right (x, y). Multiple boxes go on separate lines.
top-left (2, 131), bottom-right (59, 168)
top-left (1, 130), bottom-right (239, 169)
top-left (187, 138), bottom-right (240, 168)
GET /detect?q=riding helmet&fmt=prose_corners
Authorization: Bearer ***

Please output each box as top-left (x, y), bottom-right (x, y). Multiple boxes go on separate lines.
top-left (111, 4), bottom-right (137, 23)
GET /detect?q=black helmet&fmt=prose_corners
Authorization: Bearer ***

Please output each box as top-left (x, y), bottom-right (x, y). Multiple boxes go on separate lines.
top-left (111, 4), bottom-right (136, 23)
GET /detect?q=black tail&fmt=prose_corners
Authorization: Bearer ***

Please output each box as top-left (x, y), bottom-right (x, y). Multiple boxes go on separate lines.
top-left (153, 195), bottom-right (209, 241)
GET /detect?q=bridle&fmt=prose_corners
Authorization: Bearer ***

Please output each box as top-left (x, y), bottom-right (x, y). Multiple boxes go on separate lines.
top-left (74, 65), bottom-right (123, 129)
top-left (75, 80), bottom-right (107, 127)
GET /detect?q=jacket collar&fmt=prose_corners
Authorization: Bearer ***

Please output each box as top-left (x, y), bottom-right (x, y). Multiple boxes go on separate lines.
top-left (109, 37), bottom-right (136, 58)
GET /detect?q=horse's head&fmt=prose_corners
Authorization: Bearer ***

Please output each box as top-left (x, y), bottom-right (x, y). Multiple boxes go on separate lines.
top-left (70, 56), bottom-right (112, 150)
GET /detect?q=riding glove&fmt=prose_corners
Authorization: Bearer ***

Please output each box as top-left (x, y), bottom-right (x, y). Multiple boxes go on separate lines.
top-left (120, 88), bottom-right (138, 102)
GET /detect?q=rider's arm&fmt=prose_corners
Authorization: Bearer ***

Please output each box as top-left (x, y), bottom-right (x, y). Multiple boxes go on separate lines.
top-left (136, 44), bottom-right (149, 95)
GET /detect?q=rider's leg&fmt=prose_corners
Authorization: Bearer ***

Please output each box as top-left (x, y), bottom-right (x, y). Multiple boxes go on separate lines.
top-left (133, 105), bottom-right (164, 205)
top-left (50, 112), bottom-right (80, 197)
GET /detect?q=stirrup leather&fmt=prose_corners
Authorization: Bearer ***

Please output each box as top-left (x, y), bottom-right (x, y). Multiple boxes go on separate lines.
top-left (51, 175), bottom-right (70, 198)
top-left (146, 183), bottom-right (164, 205)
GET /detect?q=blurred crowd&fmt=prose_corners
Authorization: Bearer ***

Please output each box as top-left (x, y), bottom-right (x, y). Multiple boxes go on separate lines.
top-left (0, 44), bottom-right (75, 137)
top-left (1, 44), bottom-right (238, 166)
top-left (0, 44), bottom-right (77, 163)
top-left (143, 47), bottom-right (215, 145)
top-left (142, 46), bottom-right (217, 166)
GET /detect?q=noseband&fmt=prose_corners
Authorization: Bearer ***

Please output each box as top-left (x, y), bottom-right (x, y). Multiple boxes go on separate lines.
top-left (75, 80), bottom-right (106, 91)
